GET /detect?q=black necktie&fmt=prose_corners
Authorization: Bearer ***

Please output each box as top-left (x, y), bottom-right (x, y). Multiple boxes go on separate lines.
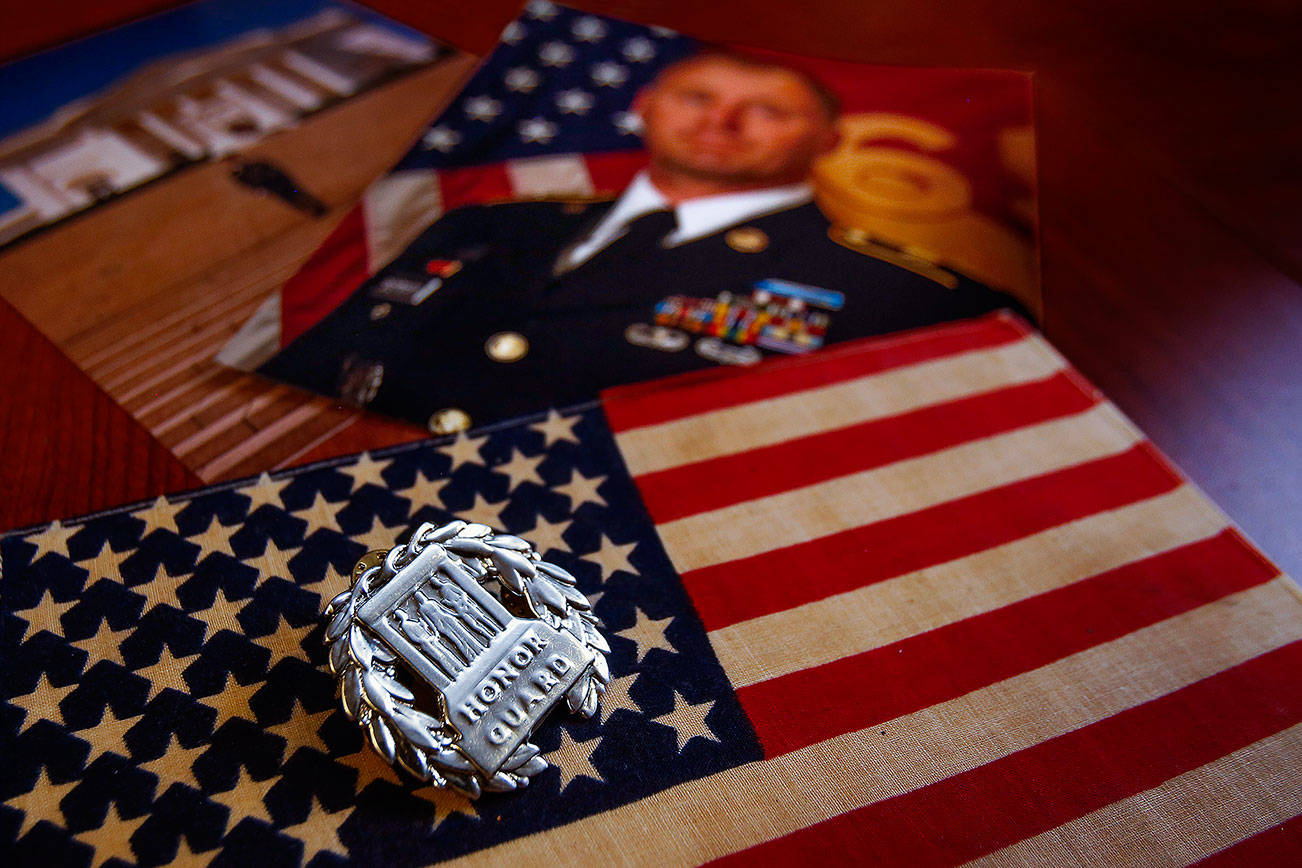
top-left (579, 208), bottom-right (679, 271)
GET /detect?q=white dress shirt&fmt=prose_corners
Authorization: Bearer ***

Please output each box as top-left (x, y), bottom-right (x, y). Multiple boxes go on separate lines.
top-left (556, 172), bottom-right (814, 272)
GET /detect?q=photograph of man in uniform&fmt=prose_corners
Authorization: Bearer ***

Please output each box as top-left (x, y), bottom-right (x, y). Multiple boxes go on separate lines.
top-left (260, 49), bottom-right (1031, 433)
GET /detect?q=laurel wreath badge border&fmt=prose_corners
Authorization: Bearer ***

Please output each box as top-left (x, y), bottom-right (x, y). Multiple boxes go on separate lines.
top-left (323, 520), bottom-right (611, 799)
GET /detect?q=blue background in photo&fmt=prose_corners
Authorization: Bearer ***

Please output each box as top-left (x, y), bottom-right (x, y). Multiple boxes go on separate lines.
top-left (0, 0), bottom-right (432, 140)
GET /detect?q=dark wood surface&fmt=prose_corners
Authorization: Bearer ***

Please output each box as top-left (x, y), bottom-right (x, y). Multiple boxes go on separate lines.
top-left (0, 296), bottom-right (201, 530)
top-left (3, 1), bottom-right (1299, 578)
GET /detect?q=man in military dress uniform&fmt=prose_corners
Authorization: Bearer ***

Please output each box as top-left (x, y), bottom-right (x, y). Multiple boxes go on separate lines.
top-left (261, 50), bottom-right (1030, 432)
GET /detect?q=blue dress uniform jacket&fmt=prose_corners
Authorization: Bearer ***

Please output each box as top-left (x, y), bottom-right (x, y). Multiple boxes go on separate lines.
top-left (260, 198), bottom-right (1032, 430)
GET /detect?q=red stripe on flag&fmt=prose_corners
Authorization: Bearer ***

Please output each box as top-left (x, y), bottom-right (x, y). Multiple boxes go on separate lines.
top-left (438, 163), bottom-right (515, 211)
top-left (1193, 814), bottom-right (1302, 867)
top-left (684, 444), bottom-right (1181, 631)
top-left (740, 529), bottom-right (1276, 757)
top-left (583, 150), bottom-right (649, 194)
top-left (638, 371), bottom-right (1096, 523)
top-left (715, 640), bottom-right (1302, 867)
top-left (604, 313), bottom-right (1028, 433)
top-left (279, 206), bottom-right (370, 346)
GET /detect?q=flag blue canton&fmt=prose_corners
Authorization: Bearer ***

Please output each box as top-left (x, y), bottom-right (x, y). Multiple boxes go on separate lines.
top-left (393, 1), bottom-right (696, 173)
top-left (1, 405), bottom-right (761, 866)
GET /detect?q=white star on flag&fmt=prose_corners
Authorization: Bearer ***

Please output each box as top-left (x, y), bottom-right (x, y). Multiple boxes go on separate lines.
top-left (556, 89), bottom-right (595, 115)
top-left (653, 691), bottom-right (720, 753)
top-left (612, 111), bottom-right (643, 136)
top-left (504, 67), bottom-right (541, 93)
top-left (518, 117), bottom-right (558, 144)
top-left (539, 42), bottom-right (575, 68)
top-left (22, 519), bottom-right (73, 562)
top-left (422, 126), bottom-right (461, 152)
top-left (464, 96), bottom-right (503, 122)
top-left (526, 0), bottom-right (559, 20)
top-left (571, 16), bottom-right (608, 42)
top-left (590, 61), bottom-right (628, 88)
top-left (622, 37), bottom-right (656, 63)
top-left (500, 21), bottom-right (525, 44)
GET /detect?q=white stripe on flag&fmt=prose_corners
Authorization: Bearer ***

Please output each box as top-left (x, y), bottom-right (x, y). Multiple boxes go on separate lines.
top-left (450, 579), bottom-right (1301, 867)
top-left (213, 294), bottom-right (282, 372)
top-left (362, 169), bottom-right (444, 272)
top-left (505, 154), bottom-right (595, 199)
top-left (617, 334), bottom-right (1064, 476)
top-left (964, 722), bottom-right (1302, 868)
top-left (658, 402), bottom-right (1143, 574)
top-left (710, 484), bottom-right (1228, 688)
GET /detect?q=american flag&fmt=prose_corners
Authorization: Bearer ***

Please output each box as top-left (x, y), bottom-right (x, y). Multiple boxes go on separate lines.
top-left (5, 313), bottom-right (1299, 864)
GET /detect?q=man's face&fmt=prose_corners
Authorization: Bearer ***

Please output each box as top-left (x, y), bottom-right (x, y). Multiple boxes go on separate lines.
top-left (635, 57), bottom-right (837, 188)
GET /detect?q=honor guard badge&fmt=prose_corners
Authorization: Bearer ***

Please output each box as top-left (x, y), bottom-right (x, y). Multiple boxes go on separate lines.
top-left (324, 520), bottom-right (610, 799)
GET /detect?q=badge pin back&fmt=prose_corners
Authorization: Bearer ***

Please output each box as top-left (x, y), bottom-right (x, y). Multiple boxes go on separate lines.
top-left (324, 520), bottom-right (609, 799)
top-left (725, 226), bottom-right (769, 253)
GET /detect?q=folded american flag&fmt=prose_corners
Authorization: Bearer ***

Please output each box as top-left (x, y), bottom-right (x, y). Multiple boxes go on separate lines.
top-left (6, 313), bottom-right (1299, 865)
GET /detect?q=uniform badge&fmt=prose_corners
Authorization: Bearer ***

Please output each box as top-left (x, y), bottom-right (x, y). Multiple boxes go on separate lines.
top-left (337, 355), bottom-right (384, 407)
top-left (649, 279), bottom-right (842, 361)
top-left (484, 331), bottom-right (529, 362)
top-left (695, 337), bottom-right (761, 366)
top-left (428, 408), bottom-right (472, 435)
top-left (324, 520), bottom-right (610, 798)
top-left (426, 259), bottom-right (463, 278)
top-left (624, 323), bottom-right (689, 352)
top-left (725, 226), bottom-right (769, 253)
top-left (371, 275), bottom-right (442, 306)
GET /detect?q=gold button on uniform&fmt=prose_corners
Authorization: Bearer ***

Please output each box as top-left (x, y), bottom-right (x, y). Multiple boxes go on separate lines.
top-left (485, 331), bottom-right (529, 362)
top-left (428, 408), bottom-right (471, 435)
top-left (725, 226), bottom-right (769, 253)
top-left (369, 302), bottom-right (392, 320)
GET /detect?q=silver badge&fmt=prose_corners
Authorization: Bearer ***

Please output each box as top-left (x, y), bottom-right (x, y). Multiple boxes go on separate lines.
top-left (695, 336), bottom-right (762, 366)
top-left (324, 520), bottom-right (610, 798)
top-left (625, 323), bottom-right (689, 352)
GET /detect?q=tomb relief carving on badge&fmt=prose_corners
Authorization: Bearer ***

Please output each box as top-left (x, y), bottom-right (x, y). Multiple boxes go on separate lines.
top-left (325, 520), bottom-right (609, 798)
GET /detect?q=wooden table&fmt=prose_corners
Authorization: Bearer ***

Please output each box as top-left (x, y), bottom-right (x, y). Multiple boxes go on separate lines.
top-left (2, 0), bottom-right (1299, 580)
